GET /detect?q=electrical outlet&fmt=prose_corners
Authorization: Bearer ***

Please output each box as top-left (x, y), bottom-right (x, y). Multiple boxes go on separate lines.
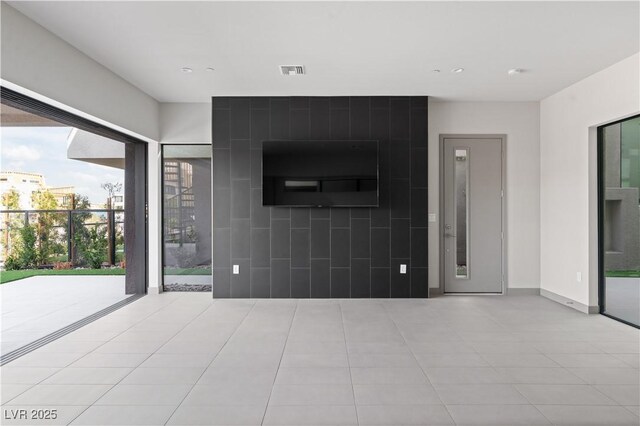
top-left (400, 264), bottom-right (407, 274)
top-left (576, 272), bottom-right (582, 282)
top-left (233, 264), bottom-right (240, 275)
top-left (428, 213), bottom-right (437, 223)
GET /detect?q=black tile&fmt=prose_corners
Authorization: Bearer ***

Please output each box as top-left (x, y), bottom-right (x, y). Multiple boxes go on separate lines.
top-left (213, 97), bottom-right (230, 109)
top-left (390, 219), bottom-right (410, 259)
top-left (411, 109), bottom-right (428, 148)
top-left (370, 108), bottom-right (389, 142)
top-left (390, 179), bottom-right (410, 219)
top-left (390, 98), bottom-right (411, 140)
top-left (349, 97), bottom-right (370, 139)
top-left (371, 267), bottom-right (390, 298)
top-left (290, 109), bottom-right (310, 140)
top-left (231, 258), bottom-right (250, 298)
top-left (230, 98), bottom-right (251, 139)
top-left (350, 208), bottom-right (370, 219)
top-left (351, 218), bottom-right (370, 259)
top-left (310, 259), bottom-right (330, 298)
top-left (310, 98), bottom-right (331, 140)
top-left (310, 219), bottom-right (330, 258)
top-left (230, 140), bottom-right (250, 179)
top-left (389, 140), bottom-right (411, 179)
top-left (251, 268), bottom-right (270, 298)
top-left (251, 97), bottom-right (269, 109)
top-left (251, 228), bottom-right (270, 267)
top-left (411, 149), bottom-right (428, 188)
top-left (351, 259), bottom-right (370, 298)
top-left (390, 259), bottom-right (411, 298)
top-left (310, 208), bottom-right (330, 219)
top-left (370, 203), bottom-right (390, 228)
top-left (250, 149), bottom-right (262, 189)
top-left (212, 228), bottom-right (230, 268)
top-left (213, 188), bottom-right (230, 229)
top-left (371, 97), bottom-right (389, 109)
top-left (411, 188), bottom-right (428, 227)
top-left (411, 97), bottom-right (428, 109)
top-left (231, 219), bottom-right (250, 259)
top-left (271, 219), bottom-right (291, 259)
top-left (330, 268), bottom-right (350, 298)
top-left (271, 259), bottom-right (291, 298)
top-left (251, 188), bottom-right (270, 228)
top-left (291, 209), bottom-right (310, 228)
top-left (291, 268), bottom-right (310, 298)
top-left (291, 229), bottom-right (310, 268)
top-left (270, 99), bottom-right (290, 140)
top-left (231, 180), bottom-right (250, 219)
top-left (250, 108), bottom-right (270, 149)
top-left (271, 207), bottom-right (290, 219)
top-left (213, 268), bottom-right (230, 298)
top-left (331, 228), bottom-right (350, 268)
top-left (330, 109), bottom-right (350, 140)
top-left (331, 97), bottom-right (350, 109)
top-left (331, 209), bottom-right (350, 228)
top-left (370, 228), bottom-right (390, 267)
top-left (411, 267), bottom-right (428, 298)
top-left (212, 149), bottom-right (230, 189)
top-left (291, 97), bottom-right (310, 109)
top-left (411, 227), bottom-right (428, 267)
top-left (377, 140), bottom-right (390, 183)
top-left (212, 109), bottom-right (230, 149)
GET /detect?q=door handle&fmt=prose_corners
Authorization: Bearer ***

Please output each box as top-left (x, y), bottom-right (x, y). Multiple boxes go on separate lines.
top-left (444, 233), bottom-right (456, 238)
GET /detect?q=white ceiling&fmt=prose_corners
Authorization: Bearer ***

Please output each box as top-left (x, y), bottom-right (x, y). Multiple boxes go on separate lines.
top-left (8, 1), bottom-right (639, 103)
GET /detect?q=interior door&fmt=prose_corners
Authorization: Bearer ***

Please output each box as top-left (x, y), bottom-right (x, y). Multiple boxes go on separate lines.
top-left (443, 137), bottom-right (503, 293)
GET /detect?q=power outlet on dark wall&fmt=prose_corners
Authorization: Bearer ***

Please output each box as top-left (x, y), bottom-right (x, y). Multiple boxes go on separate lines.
top-left (212, 96), bottom-right (428, 299)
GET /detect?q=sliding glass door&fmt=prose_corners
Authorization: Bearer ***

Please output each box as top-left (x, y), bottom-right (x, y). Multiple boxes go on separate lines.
top-left (162, 145), bottom-right (212, 291)
top-left (599, 115), bottom-right (640, 327)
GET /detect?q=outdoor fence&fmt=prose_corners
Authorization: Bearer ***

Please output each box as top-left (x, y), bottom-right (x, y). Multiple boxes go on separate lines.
top-left (0, 209), bottom-right (124, 267)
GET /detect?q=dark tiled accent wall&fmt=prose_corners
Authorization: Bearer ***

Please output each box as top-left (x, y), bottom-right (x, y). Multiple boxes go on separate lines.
top-left (212, 96), bottom-right (428, 298)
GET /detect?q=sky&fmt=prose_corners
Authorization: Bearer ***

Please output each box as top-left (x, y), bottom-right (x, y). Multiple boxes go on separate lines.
top-left (1, 126), bottom-right (124, 205)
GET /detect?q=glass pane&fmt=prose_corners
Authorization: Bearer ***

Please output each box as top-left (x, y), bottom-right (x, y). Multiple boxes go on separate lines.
top-left (602, 116), bottom-right (640, 326)
top-left (454, 149), bottom-right (469, 278)
top-left (162, 145), bottom-right (212, 291)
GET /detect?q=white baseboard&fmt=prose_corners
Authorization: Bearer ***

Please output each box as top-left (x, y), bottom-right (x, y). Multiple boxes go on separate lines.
top-left (540, 288), bottom-right (599, 314)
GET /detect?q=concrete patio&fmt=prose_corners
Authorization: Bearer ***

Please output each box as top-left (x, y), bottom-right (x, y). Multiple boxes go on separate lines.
top-left (1, 276), bottom-right (127, 356)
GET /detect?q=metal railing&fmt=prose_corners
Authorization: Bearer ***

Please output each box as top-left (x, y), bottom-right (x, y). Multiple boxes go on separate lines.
top-left (0, 209), bottom-right (124, 265)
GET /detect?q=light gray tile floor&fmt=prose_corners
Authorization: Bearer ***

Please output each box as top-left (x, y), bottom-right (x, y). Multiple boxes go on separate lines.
top-left (0, 293), bottom-right (638, 425)
top-left (1, 276), bottom-right (127, 355)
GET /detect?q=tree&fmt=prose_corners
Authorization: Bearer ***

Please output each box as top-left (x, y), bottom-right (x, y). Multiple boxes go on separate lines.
top-left (2, 188), bottom-right (22, 260)
top-left (2, 188), bottom-right (20, 210)
top-left (101, 182), bottom-right (122, 208)
top-left (31, 189), bottom-right (59, 265)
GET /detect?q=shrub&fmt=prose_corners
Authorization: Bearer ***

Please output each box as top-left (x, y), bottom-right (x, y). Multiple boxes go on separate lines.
top-left (4, 254), bottom-right (21, 271)
top-left (83, 227), bottom-right (108, 269)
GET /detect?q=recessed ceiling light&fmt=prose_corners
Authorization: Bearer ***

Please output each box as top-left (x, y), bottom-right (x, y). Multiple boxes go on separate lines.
top-left (180, 67), bottom-right (193, 73)
top-left (508, 68), bottom-right (524, 75)
top-left (205, 67), bottom-right (215, 72)
top-left (451, 68), bottom-right (464, 73)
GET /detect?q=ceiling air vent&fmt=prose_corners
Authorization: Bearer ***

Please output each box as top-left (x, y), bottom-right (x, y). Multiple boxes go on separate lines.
top-left (280, 65), bottom-right (305, 76)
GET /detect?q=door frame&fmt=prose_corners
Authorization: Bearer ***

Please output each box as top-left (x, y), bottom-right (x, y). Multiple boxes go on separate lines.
top-left (438, 134), bottom-right (508, 294)
top-left (1, 86), bottom-right (149, 295)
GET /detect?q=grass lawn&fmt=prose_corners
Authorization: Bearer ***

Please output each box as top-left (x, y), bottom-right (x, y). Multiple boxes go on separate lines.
top-left (0, 268), bottom-right (125, 284)
top-left (605, 270), bottom-right (640, 278)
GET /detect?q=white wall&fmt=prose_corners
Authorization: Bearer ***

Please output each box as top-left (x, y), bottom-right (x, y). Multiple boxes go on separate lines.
top-left (428, 101), bottom-right (541, 290)
top-left (159, 103), bottom-right (211, 144)
top-left (540, 53), bottom-right (640, 308)
top-left (0, 3), bottom-right (159, 142)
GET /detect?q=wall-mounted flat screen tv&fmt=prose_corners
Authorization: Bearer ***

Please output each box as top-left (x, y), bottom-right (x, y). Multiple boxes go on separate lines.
top-left (263, 140), bottom-right (379, 207)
